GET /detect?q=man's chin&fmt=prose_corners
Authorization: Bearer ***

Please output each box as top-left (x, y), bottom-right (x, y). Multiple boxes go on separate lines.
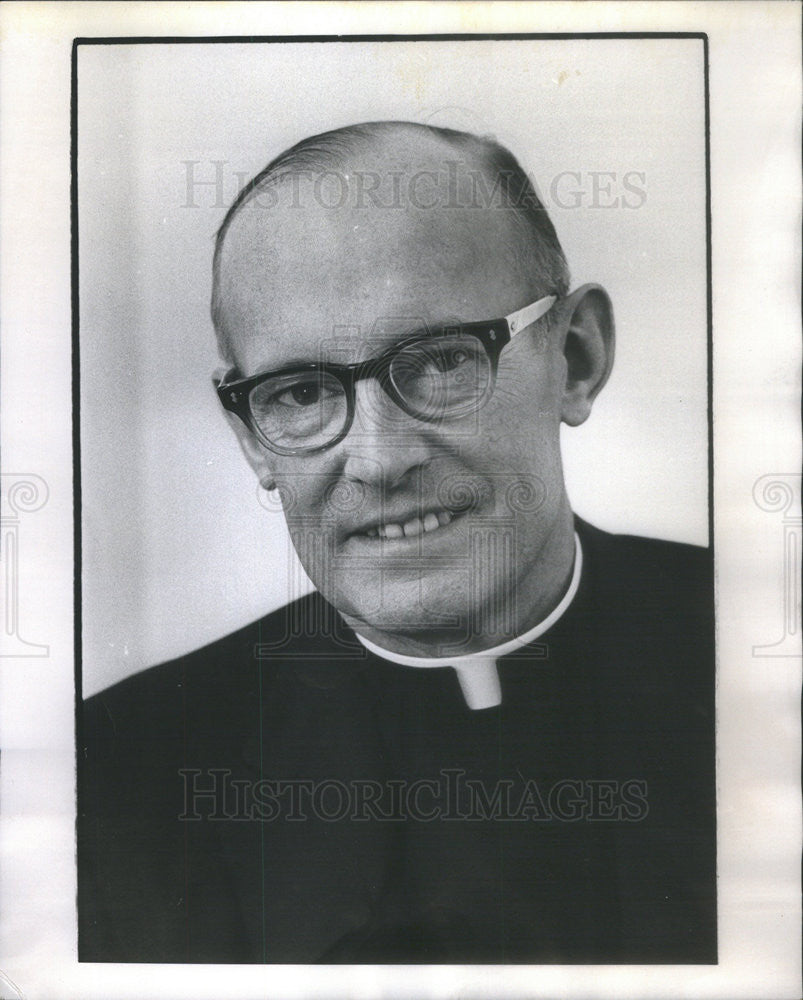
top-left (324, 569), bottom-right (501, 655)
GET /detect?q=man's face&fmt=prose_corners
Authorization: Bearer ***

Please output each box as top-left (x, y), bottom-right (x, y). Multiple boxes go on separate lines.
top-left (216, 161), bottom-right (573, 654)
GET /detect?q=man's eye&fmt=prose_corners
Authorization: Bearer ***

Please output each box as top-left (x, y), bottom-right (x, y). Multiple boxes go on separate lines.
top-left (444, 348), bottom-right (469, 370)
top-left (274, 381), bottom-right (326, 407)
top-left (429, 346), bottom-right (472, 373)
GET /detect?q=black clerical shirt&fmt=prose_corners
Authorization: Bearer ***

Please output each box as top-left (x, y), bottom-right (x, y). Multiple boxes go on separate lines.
top-left (78, 518), bottom-right (716, 964)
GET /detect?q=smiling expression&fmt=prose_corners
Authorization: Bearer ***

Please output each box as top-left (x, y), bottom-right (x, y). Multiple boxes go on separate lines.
top-left (214, 131), bottom-right (581, 655)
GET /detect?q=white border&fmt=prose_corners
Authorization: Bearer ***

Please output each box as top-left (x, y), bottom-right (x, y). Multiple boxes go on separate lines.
top-left (0, 3), bottom-right (800, 999)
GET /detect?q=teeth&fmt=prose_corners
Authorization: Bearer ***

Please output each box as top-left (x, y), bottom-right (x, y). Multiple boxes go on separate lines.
top-left (373, 509), bottom-right (455, 540)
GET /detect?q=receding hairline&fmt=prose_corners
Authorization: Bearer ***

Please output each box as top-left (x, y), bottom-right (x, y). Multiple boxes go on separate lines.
top-left (210, 120), bottom-right (570, 359)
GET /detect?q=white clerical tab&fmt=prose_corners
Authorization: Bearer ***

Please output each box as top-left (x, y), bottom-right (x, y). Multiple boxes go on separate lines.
top-left (353, 533), bottom-right (583, 710)
top-left (454, 659), bottom-right (502, 710)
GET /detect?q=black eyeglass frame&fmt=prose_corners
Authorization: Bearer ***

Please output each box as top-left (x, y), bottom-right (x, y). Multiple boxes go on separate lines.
top-left (216, 294), bottom-right (557, 456)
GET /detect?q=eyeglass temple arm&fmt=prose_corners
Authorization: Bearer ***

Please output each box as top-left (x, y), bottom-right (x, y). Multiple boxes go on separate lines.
top-left (215, 296), bottom-right (558, 403)
top-left (505, 295), bottom-right (557, 336)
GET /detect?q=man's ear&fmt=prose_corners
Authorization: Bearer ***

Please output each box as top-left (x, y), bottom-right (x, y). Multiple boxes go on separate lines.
top-left (212, 374), bottom-right (277, 491)
top-left (557, 283), bottom-right (615, 427)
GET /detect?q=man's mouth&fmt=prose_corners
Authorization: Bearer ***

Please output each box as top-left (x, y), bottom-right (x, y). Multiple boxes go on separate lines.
top-left (351, 502), bottom-right (474, 541)
top-left (364, 508), bottom-right (455, 540)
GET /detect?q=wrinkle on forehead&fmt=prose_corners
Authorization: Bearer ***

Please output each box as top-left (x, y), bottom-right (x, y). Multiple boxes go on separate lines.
top-left (215, 133), bottom-right (538, 364)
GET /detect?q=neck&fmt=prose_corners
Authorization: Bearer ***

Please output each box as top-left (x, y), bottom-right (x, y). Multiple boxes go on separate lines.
top-left (344, 503), bottom-right (577, 658)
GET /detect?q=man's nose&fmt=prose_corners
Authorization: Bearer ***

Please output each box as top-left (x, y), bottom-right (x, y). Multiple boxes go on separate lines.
top-left (339, 378), bottom-right (438, 489)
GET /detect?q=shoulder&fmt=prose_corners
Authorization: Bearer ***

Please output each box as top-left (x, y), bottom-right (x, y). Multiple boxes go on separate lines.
top-left (571, 516), bottom-right (714, 682)
top-left (571, 517), bottom-right (714, 715)
top-left (575, 515), bottom-right (710, 570)
top-left (82, 590), bottom-right (362, 739)
top-left (575, 516), bottom-right (712, 605)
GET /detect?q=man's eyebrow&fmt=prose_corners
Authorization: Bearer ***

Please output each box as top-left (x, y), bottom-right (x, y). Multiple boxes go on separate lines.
top-left (391, 320), bottom-right (431, 340)
top-left (242, 314), bottom-right (482, 378)
top-left (266, 355), bottom-right (321, 368)
top-left (266, 334), bottom-right (424, 371)
top-left (371, 313), bottom-right (472, 341)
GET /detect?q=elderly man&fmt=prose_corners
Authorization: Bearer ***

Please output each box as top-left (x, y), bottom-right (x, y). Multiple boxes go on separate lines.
top-left (79, 122), bottom-right (716, 964)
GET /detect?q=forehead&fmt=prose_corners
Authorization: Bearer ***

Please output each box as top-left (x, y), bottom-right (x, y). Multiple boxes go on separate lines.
top-left (215, 152), bottom-right (534, 372)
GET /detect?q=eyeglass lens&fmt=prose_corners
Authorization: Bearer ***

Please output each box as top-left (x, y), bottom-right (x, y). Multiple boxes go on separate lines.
top-left (248, 334), bottom-right (494, 451)
top-left (249, 370), bottom-right (348, 451)
top-left (389, 335), bottom-right (492, 416)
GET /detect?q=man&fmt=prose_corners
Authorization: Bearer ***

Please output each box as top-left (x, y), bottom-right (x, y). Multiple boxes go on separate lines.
top-left (79, 121), bottom-right (716, 964)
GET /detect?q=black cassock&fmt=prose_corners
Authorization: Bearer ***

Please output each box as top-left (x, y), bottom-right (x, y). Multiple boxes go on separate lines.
top-left (78, 518), bottom-right (716, 963)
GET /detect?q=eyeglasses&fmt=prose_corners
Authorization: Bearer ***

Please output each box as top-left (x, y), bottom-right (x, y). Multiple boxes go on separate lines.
top-left (216, 294), bottom-right (557, 456)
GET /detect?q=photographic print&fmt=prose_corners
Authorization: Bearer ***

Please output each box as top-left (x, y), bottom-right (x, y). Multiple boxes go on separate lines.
top-left (1, 4), bottom-right (799, 999)
top-left (75, 35), bottom-right (715, 965)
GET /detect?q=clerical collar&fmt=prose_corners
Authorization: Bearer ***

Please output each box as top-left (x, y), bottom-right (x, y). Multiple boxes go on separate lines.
top-left (354, 532), bottom-right (583, 711)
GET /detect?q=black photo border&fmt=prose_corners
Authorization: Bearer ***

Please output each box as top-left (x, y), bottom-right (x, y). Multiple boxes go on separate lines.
top-left (71, 31), bottom-right (714, 965)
